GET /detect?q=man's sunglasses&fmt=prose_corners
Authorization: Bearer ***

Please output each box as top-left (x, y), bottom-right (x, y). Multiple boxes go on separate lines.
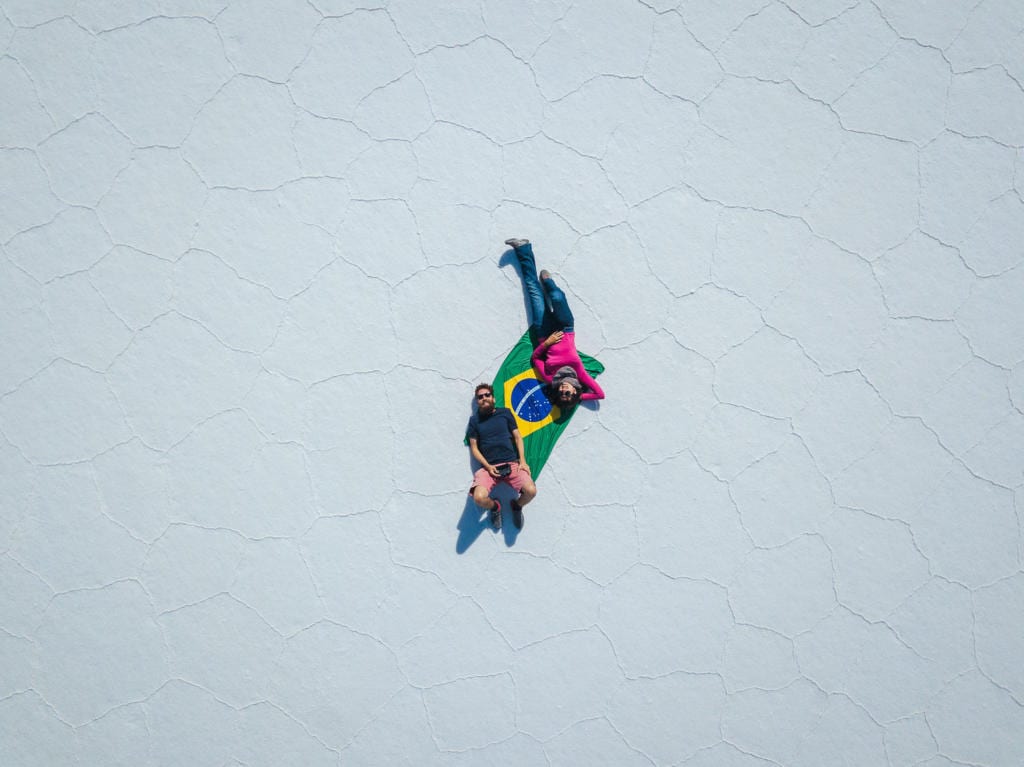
top-left (475, 392), bottom-right (493, 400)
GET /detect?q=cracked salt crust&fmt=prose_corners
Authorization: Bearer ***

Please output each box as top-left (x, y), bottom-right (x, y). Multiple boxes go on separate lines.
top-left (1, 0), bottom-right (1023, 763)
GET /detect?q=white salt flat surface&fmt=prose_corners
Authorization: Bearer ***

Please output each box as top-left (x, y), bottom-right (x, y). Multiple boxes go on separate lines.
top-left (1, 1), bottom-right (1023, 764)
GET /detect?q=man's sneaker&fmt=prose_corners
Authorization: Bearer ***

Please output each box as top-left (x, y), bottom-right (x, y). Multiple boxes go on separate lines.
top-left (504, 238), bottom-right (530, 248)
top-left (489, 499), bottom-right (502, 529)
top-left (511, 497), bottom-right (524, 530)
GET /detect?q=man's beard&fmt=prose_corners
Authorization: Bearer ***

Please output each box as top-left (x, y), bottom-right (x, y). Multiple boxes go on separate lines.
top-left (478, 400), bottom-right (495, 415)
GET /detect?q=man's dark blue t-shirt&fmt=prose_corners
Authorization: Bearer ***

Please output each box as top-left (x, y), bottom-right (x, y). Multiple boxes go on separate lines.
top-left (466, 408), bottom-right (518, 464)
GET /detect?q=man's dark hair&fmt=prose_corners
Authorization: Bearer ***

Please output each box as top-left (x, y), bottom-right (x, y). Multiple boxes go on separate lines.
top-left (475, 383), bottom-right (494, 396)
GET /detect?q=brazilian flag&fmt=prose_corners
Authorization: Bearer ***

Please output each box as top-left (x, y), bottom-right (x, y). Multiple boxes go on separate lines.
top-left (491, 330), bottom-right (604, 479)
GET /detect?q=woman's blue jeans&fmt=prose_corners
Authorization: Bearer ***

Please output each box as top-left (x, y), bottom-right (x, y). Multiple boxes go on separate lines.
top-left (512, 242), bottom-right (574, 337)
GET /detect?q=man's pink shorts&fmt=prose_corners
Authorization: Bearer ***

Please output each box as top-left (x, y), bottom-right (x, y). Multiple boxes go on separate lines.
top-left (470, 462), bottom-right (532, 494)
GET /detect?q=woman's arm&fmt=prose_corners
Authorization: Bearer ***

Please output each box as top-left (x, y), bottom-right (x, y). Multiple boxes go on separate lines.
top-left (531, 333), bottom-right (562, 383)
top-left (577, 366), bottom-right (605, 401)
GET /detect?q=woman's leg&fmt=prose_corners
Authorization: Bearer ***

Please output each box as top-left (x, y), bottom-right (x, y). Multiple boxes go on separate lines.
top-left (540, 274), bottom-right (575, 332)
top-left (510, 242), bottom-right (547, 331)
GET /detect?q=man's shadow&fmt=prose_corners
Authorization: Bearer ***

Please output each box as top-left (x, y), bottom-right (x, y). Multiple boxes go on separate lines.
top-left (456, 482), bottom-right (521, 553)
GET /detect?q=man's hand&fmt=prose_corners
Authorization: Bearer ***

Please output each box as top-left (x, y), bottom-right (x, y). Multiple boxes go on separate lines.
top-left (486, 464), bottom-right (502, 478)
top-left (545, 330), bottom-right (565, 347)
top-left (519, 460), bottom-right (531, 474)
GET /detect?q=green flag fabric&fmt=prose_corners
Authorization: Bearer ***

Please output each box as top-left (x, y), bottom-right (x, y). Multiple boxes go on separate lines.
top-left (489, 330), bottom-right (604, 479)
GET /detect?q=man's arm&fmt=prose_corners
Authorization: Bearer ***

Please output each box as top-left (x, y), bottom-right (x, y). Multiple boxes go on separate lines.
top-left (512, 428), bottom-right (530, 474)
top-left (469, 437), bottom-right (501, 477)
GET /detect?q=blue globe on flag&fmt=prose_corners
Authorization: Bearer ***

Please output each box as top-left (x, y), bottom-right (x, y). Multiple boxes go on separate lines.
top-left (503, 368), bottom-right (559, 437)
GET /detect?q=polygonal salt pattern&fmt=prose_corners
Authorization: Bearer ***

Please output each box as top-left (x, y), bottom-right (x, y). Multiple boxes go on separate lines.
top-left (108, 314), bottom-right (261, 450)
top-left (183, 76), bottom-right (304, 189)
top-left (92, 438), bottom-right (171, 542)
top-left (215, 0), bottom-right (320, 81)
top-left (645, 11), bottom-right (723, 102)
top-left (963, 411), bottom-right (1024, 487)
top-left (43, 274), bottom-right (132, 369)
top-left (688, 78), bottom-right (844, 216)
top-left (290, 11), bottom-right (413, 120)
top-left (677, 0), bottom-right (769, 50)
top-left (229, 537), bottom-right (324, 636)
top-left (789, 3), bottom-right (895, 102)
top-left (0, 692), bottom-right (77, 767)
top-left (8, 17), bottom-right (96, 129)
top-left (730, 436), bottom-right (833, 547)
top-left (888, 578), bottom-right (975, 680)
top-left (691, 403), bottom-right (791, 481)
top-left (911, 463), bottom-right (1018, 588)
top-left (544, 718), bottom-right (655, 767)
top-left (974, 574), bottom-right (1024, 701)
top-left (6, 206), bottom-right (112, 284)
top-left (503, 135), bottom-right (630, 235)
top-left (0, 57), bottom-right (55, 147)
top-left (141, 524), bottom-right (245, 612)
top-left (637, 453), bottom-right (751, 584)
top-left (531, 0), bottom-right (654, 100)
top-left (928, 671), bottom-right (1024, 765)
top-left (608, 673), bottom-right (726, 763)
top-left (667, 284), bottom-right (762, 361)
top-left (803, 132), bottom-right (919, 258)
top-left (715, 327), bottom-right (825, 418)
top-left (920, 132), bottom-right (1016, 247)
top-left (876, 0), bottom-right (976, 48)
top-left (712, 207), bottom-right (816, 310)
top-left (717, 2), bottom-right (810, 81)
top-left (0, 149), bottom-right (63, 243)
top-left (859, 318), bottom-right (973, 416)
top-left (422, 674), bottom-right (517, 750)
top-left (88, 246), bottom-right (173, 331)
top-left (35, 581), bottom-right (167, 725)
top-left (630, 187), bottom-right (719, 298)
top-left (820, 507), bottom-right (930, 621)
top-left (873, 231), bottom-right (974, 320)
top-left (956, 263), bottom-right (1024, 367)
top-left (884, 714), bottom-right (939, 766)
top-left (0, 360), bottom-right (132, 464)
top-left (388, 0), bottom-right (485, 53)
top-left (97, 148), bottom-right (208, 261)
top-left (159, 594), bottom-right (284, 708)
top-left (766, 238), bottom-right (887, 373)
top-left (597, 332), bottom-right (714, 462)
top-left (94, 17), bottom-right (231, 146)
top-left (417, 37), bottom-right (543, 143)
top-left (944, 0), bottom-right (1024, 75)
top-left (722, 678), bottom-right (829, 764)
top-left (353, 71), bottom-right (434, 141)
top-left (729, 536), bottom-right (836, 637)
top-left (165, 411), bottom-right (317, 537)
top-left (601, 565), bottom-right (732, 676)
top-left (916, 357), bottom-right (1014, 459)
top-left (721, 623), bottom-right (799, 693)
top-left (947, 67), bottom-right (1024, 147)
top-left (792, 371), bottom-right (892, 478)
top-left (512, 629), bottom-right (623, 740)
top-left (4, 3), bottom-right (1024, 764)
top-left (833, 40), bottom-right (949, 146)
top-left (339, 687), bottom-right (441, 766)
